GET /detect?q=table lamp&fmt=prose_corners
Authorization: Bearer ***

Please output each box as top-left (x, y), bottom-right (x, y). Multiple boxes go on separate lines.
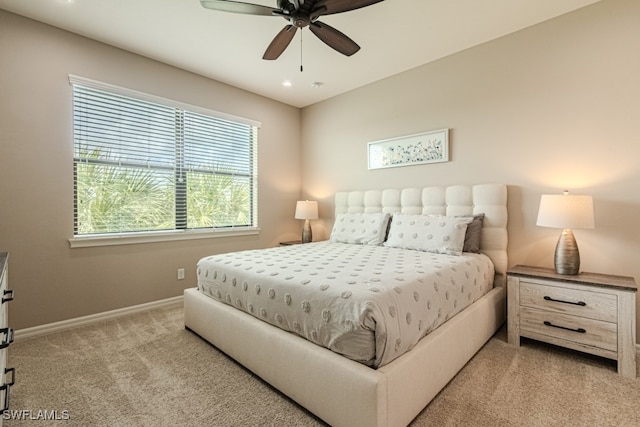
top-left (295, 200), bottom-right (318, 243)
top-left (536, 191), bottom-right (594, 275)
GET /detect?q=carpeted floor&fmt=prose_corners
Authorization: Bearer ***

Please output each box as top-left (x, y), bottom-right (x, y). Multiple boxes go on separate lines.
top-left (5, 302), bottom-right (640, 426)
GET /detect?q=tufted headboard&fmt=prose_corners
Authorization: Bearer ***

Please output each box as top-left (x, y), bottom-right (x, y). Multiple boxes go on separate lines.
top-left (334, 184), bottom-right (508, 278)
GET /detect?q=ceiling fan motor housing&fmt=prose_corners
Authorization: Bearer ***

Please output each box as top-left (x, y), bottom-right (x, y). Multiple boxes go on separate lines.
top-left (290, 11), bottom-right (311, 28)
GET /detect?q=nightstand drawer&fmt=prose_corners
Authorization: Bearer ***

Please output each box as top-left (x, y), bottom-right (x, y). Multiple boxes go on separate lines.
top-left (520, 307), bottom-right (617, 352)
top-left (520, 281), bottom-right (617, 322)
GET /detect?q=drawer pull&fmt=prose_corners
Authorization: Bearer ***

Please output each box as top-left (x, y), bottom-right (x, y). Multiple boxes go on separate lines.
top-left (2, 289), bottom-right (13, 304)
top-left (0, 328), bottom-right (13, 350)
top-left (0, 367), bottom-right (15, 412)
top-left (543, 296), bottom-right (586, 306)
top-left (544, 321), bottom-right (586, 334)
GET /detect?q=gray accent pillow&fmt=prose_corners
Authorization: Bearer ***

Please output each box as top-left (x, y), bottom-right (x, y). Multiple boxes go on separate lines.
top-left (462, 213), bottom-right (485, 253)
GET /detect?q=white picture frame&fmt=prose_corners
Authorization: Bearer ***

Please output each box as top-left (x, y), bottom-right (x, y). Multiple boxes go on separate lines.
top-left (367, 128), bottom-right (449, 170)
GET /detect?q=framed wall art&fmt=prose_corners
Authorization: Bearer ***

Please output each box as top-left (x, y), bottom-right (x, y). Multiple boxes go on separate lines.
top-left (367, 128), bottom-right (449, 170)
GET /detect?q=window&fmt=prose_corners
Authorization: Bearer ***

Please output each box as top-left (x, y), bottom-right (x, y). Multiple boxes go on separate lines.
top-left (70, 76), bottom-right (259, 241)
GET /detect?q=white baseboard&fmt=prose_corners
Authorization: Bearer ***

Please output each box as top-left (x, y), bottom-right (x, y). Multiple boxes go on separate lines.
top-left (14, 295), bottom-right (183, 341)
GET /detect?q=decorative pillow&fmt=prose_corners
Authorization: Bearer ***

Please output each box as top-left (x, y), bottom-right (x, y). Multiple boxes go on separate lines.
top-left (384, 214), bottom-right (473, 255)
top-left (330, 212), bottom-right (391, 246)
top-left (461, 213), bottom-right (485, 253)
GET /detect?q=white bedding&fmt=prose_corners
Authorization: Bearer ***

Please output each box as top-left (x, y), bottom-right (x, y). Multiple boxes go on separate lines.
top-left (197, 241), bottom-right (494, 368)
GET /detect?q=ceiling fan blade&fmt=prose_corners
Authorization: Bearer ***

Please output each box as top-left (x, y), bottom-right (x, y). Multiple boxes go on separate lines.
top-left (312, 0), bottom-right (384, 16)
top-left (263, 25), bottom-right (298, 60)
top-left (200, 0), bottom-right (280, 16)
top-left (309, 21), bottom-right (360, 56)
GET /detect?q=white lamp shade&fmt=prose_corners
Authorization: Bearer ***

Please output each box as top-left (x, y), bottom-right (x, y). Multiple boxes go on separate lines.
top-left (294, 200), bottom-right (318, 220)
top-left (536, 194), bottom-right (594, 229)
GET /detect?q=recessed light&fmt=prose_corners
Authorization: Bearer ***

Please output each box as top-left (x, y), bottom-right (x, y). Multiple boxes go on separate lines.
top-left (282, 80), bottom-right (292, 87)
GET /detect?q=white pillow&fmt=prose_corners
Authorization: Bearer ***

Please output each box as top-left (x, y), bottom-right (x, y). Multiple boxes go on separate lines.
top-left (384, 214), bottom-right (473, 255)
top-left (330, 212), bottom-right (390, 246)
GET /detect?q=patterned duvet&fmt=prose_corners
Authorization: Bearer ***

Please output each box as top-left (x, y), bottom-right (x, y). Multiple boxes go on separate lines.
top-left (196, 241), bottom-right (495, 368)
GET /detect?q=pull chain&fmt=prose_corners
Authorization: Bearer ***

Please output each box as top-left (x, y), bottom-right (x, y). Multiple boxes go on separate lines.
top-left (300, 29), bottom-right (303, 72)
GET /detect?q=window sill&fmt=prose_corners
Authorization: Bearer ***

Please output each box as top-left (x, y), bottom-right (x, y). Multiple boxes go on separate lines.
top-left (69, 227), bottom-right (260, 248)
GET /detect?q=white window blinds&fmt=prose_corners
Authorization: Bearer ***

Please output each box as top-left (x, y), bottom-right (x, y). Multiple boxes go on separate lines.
top-left (70, 76), bottom-right (259, 236)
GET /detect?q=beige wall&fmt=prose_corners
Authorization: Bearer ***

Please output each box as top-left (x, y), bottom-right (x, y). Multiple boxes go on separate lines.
top-left (0, 11), bottom-right (302, 329)
top-left (301, 0), bottom-right (640, 341)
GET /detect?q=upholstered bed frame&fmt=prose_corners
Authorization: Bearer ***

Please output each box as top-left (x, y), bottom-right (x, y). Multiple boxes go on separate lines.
top-left (184, 184), bottom-right (508, 426)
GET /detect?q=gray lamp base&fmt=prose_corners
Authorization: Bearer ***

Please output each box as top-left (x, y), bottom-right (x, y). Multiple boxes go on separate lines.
top-left (554, 228), bottom-right (580, 275)
top-left (301, 219), bottom-right (312, 243)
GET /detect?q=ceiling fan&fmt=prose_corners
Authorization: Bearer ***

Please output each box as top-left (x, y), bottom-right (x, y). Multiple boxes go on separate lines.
top-left (200, 0), bottom-right (385, 60)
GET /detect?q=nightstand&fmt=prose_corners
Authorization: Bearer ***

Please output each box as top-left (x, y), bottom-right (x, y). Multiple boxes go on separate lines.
top-left (279, 240), bottom-right (303, 246)
top-left (507, 265), bottom-right (637, 379)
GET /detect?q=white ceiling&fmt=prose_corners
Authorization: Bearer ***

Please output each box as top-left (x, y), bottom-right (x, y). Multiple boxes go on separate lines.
top-left (0, 0), bottom-right (600, 108)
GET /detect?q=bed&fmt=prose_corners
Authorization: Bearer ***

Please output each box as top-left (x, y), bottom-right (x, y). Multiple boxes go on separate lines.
top-left (184, 184), bottom-right (508, 427)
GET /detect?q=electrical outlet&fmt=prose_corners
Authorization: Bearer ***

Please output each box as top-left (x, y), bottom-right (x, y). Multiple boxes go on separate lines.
top-left (177, 268), bottom-right (185, 280)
